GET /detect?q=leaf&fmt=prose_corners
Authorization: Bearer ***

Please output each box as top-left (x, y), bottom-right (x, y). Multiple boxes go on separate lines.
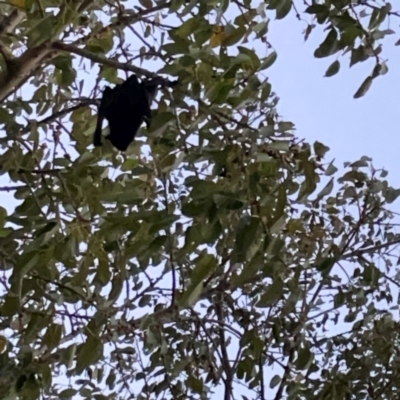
top-left (11, 0), bottom-right (25, 8)
top-left (270, 374), bottom-right (281, 388)
top-left (315, 257), bottom-right (335, 273)
top-left (222, 25), bottom-right (246, 46)
top-left (148, 112), bottom-right (175, 133)
top-left (17, 373), bottom-right (40, 398)
top-left (372, 62), bottom-right (389, 77)
top-left (238, 46), bottom-right (261, 69)
top-left (26, 15), bottom-right (57, 47)
top-left (59, 389), bottom-right (78, 398)
top-left (314, 29), bottom-right (339, 58)
top-left (160, 152), bottom-right (185, 173)
top-left (181, 0), bottom-right (198, 17)
top-left (75, 334), bottom-right (104, 375)
top-left (276, 0), bottom-right (292, 19)
top-left (0, 335), bottom-right (7, 353)
top-left (350, 46), bottom-right (369, 67)
top-left (0, 206), bottom-right (7, 228)
top-left (353, 76), bottom-right (374, 99)
top-left (148, 215), bottom-right (180, 234)
top-left (314, 177), bottom-right (334, 200)
top-left (297, 161), bottom-right (318, 200)
top-left (260, 51), bottom-right (277, 70)
top-left (341, 26), bottom-right (362, 46)
top-left (232, 253), bottom-right (263, 285)
top-left (257, 279), bottom-right (284, 307)
top-left (139, 0), bottom-right (153, 8)
top-left (304, 24), bottom-right (313, 41)
top-left (186, 375), bottom-right (203, 393)
top-left (265, 237), bottom-right (285, 259)
top-left (313, 141), bottom-right (330, 158)
top-left (368, 6), bottom-right (388, 30)
top-left (234, 216), bottom-right (260, 263)
top-left (42, 323), bottom-right (62, 351)
top-left (210, 25), bottom-right (225, 47)
top-left (305, 4), bottom-right (329, 14)
top-left (176, 17), bottom-right (200, 38)
top-left (296, 346), bottom-right (313, 370)
top-left (179, 254), bottom-right (216, 307)
top-left (324, 60), bottom-right (340, 77)
top-left (325, 161), bottom-right (338, 176)
top-left (170, 0), bottom-right (186, 12)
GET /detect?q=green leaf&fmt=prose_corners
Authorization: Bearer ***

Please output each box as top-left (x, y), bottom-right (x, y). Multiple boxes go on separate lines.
top-left (313, 141), bottom-right (330, 158)
top-left (42, 323), bottom-right (62, 351)
top-left (270, 374), bottom-right (281, 388)
top-left (341, 26), bottom-right (362, 46)
top-left (186, 375), bottom-right (203, 393)
top-left (354, 76), bottom-right (374, 99)
top-left (260, 51), bottom-right (277, 70)
top-left (207, 81), bottom-right (234, 104)
top-left (179, 254), bottom-right (216, 307)
top-left (160, 152), bottom-right (185, 173)
top-left (265, 236), bottom-right (285, 259)
top-left (238, 46), bottom-right (261, 70)
top-left (305, 4), bottom-right (329, 14)
top-left (139, 0), bottom-right (152, 8)
top-left (276, 0), bottom-right (292, 19)
top-left (314, 29), bottom-right (339, 58)
top-left (296, 346), bottom-right (313, 370)
top-left (368, 6), bottom-right (388, 30)
top-left (59, 389), bottom-right (78, 399)
top-left (176, 17), bottom-right (200, 38)
top-left (350, 46), bottom-right (369, 67)
top-left (297, 161), bottom-right (318, 200)
top-left (324, 60), bottom-right (340, 77)
top-left (234, 216), bottom-right (260, 263)
top-left (148, 112), bottom-right (175, 134)
top-left (0, 206), bottom-right (7, 228)
top-left (315, 257), bottom-right (335, 274)
top-left (223, 25), bottom-right (246, 46)
top-left (314, 177), bottom-right (334, 200)
top-left (17, 373), bottom-right (40, 398)
top-left (257, 279), bottom-right (283, 307)
top-left (26, 15), bottom-right (56, 47)
top-left (75, 334), bottom-right (104, 375)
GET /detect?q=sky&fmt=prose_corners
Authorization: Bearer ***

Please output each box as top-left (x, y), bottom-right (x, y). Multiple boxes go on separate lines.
top-left (267, 11), bottom-right (400, 187)
top-left (1, 2), bottom-right (400, 399)
top-left (261, 11), bottom-right (400, 398)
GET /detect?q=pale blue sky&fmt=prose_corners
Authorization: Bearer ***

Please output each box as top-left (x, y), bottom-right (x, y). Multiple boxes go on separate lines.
top-left (1, 4), bottom-right (400, 399)
top-left (268, 12), bottom-right (400, 186)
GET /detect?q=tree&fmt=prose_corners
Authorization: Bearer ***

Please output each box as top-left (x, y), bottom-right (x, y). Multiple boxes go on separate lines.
top-left (0, 0), bottom-right (399, 399)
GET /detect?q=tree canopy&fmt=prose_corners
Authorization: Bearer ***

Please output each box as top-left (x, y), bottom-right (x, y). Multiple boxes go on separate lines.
top-left (0, 0), bottom-right (400, 399)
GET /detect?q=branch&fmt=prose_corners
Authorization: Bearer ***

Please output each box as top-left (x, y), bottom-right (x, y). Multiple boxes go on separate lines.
top-left (0, 8), bottom-right (25, 35)
top-left (72, 2), bottom-right (172, 46)
top-left (0, 0), bottom-right (96, 103)
top-left (0, 185), bottom-right (24, 191)
top-left (0, 1), bottom-right (171, 103)
top-left (0, 43), bottom-right (54, 103)
top-left (22, 99), bottom-right (97, 134)
top-left (343, 236), bottom-right (400, 259)
top-left (51, 41), bottom-right (152, 76)
top-left (0, 8), bottom-right (25, 63)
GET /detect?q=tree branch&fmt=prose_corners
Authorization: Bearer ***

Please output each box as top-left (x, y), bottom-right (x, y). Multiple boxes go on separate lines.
top-left (0, 42), bottom-right (54, 103)
top-left (72, 2), bottom-right (172, 46)
top-left (51, 41), bottom-right (152, 76)
top-left (22, 99), bottom-right (97, 134)
top-left (0, 8), bottom-right (25, 35)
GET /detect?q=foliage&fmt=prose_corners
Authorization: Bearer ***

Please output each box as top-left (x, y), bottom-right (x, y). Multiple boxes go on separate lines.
top-left (0, 0), bottom-right (399, 399)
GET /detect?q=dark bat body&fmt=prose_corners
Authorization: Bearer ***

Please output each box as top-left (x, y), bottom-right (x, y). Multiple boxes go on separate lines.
top-left (93, 74), bottom-right (178, 152)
